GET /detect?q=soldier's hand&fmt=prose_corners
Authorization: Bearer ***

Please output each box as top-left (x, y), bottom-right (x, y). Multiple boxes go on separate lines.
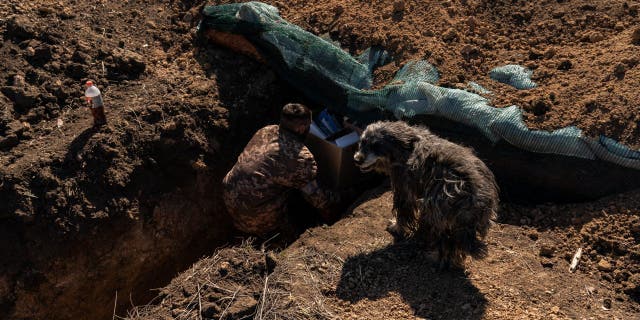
top-left (319, 206), bottom-right (341, 224)
top-left (339, 187), bottom-right (360, 202)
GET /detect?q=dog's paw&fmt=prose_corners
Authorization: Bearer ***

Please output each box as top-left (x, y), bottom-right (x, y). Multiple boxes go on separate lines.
top-left (386, 219), bottom-right (398, 232)
top-left (386, 219), bottom-right (406, 241)
top-left (437, 259), bottom-right (466, 273)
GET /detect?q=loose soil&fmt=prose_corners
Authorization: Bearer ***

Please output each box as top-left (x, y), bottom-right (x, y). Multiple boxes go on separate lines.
top-left (0, 0), bottom-right (639, 319)
top-left (129, 187), bottom-right (640, 319)
top-left (1, 0), bottom-right (290, 319)
top-left (261, 0), bottom-right (640, 148)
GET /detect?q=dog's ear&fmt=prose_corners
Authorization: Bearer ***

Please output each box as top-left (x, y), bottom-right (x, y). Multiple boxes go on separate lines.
top-left (393, 130), bottom-right (419, 151)
top-left (378, 121), bottom-right (420, 151)
top-left (377, 134), bottom-right (416, 162)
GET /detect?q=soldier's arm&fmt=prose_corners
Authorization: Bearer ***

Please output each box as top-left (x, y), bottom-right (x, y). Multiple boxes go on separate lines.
top-left (272, 147), bottom-right (318, 189)
top-left (273, 147), bottom-right (340, 220)
top-left (300, 180), bottom-right (342, 223)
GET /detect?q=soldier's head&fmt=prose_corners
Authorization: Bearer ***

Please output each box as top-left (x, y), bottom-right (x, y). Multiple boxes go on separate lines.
top-left (281, 103), bottom-right (312, 138)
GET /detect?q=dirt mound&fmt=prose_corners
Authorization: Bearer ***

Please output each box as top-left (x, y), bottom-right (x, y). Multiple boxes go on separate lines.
top-left (5, 0), bottom-right (638, 152)
top-left (0, 0), bottom-right (292, 319)
top-left (1, 0), bottom-right (640, 319)
top-left (130, 187), bottom-right (640, 319)
top-left (129, 240), bottom-right (338, 320)
top-left (130, 243), bottom-right (271, 319)
top-left (255, 0), bottom-right (640, 148)
top-left (502, 190), bottom-right (640, 305)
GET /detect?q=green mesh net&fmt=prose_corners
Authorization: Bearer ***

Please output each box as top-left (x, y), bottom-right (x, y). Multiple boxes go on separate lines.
top-left (198, 1), bottom-right (640, 172)
top-left (489, 65), bottom-right (537, 89)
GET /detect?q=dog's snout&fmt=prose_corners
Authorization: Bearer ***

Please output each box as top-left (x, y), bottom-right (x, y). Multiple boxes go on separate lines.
top-left (353, 152), bottom-right (364, 165)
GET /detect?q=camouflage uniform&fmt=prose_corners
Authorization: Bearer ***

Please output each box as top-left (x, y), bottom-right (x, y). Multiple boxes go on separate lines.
top-left (222, 125), bottom-right (334, 237)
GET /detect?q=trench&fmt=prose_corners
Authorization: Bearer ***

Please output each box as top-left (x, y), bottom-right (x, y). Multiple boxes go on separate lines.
top-left (3, 1), bottom-right (640, 318)
top-left (8, 49), bottom-right (639, 320)
top-left (115, 93), bottom-right (640, 320)
top-left (115, 63), bottom-right (640, 318)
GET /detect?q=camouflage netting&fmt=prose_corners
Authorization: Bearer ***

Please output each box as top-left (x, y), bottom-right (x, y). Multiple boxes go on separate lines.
top-left (489, 64), bottom-right (537, 90)
top-left (198, 2), bottom-right (640, 198)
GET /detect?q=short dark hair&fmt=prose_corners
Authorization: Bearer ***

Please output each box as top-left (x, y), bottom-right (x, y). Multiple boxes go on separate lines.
top-left (280, 103), bottom-right (311, 130)
top-left (281, 103), bottom-right (311, 122)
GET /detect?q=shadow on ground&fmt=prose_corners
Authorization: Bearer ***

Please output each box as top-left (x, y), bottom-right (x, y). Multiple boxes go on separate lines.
top-left (63, 126), bottom-right (97, 164)
top-left (335, 241), bottom-right (487, 319)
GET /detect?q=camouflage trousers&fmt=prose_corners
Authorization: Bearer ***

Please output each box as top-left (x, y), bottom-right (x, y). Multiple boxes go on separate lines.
top-left (222, 191), bottom-right (296, 240)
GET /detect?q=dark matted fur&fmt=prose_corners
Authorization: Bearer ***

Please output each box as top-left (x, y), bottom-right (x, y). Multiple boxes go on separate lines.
top-left (354, 121), bottom-right (499, 269)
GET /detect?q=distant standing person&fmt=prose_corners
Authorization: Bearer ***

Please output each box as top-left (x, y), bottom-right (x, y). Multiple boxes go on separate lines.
top-left (84, 80), bottom-right (107, 127)
top-left (222, 103), bottom-right (340, 239)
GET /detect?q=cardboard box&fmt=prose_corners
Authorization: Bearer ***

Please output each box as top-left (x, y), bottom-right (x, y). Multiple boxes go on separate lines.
top-left (305, 130), bottom-right (362, 189)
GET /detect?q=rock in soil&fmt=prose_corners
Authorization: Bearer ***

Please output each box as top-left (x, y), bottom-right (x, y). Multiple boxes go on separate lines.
top-left (0, 86), bottom-right (39, 112)
top-left (109, 48), bottom-right (146, 79)
top-left (5, 15), bottom-right (39, 40)
top-left (632, 27), bottom-right (640, 45)
top-left (539, 241), bottom-right (556, 257)
top-left (597, 259), bottom-right (614, 272)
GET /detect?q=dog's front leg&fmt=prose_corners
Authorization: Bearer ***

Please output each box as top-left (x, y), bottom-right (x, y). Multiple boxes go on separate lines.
top-left (387, 206), bottom-right (414, 240)
top-left (388, 174), bottom-right (417, 240)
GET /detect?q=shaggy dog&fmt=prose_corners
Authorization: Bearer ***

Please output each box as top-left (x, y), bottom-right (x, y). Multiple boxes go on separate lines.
top-left (353, 121), bottom-right (499, 269)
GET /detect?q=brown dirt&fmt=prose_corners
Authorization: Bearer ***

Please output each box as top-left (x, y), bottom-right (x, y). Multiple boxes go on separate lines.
top-left (0, 0), bottom-right (291, 319)
top-left (258, 0), bottom-right (640, 148)
top-left (129, 242), bottom-right (273, 319)
top-left (1, 0), bottom-right (639, 319)
top-left (129, 186), bottom-right (640, 319)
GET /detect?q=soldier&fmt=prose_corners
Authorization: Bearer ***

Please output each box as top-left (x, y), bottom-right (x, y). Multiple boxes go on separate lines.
top-left (222, 103), bottom-right (339, 239)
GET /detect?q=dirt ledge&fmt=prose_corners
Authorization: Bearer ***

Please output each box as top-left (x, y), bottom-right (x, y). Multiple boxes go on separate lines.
top-left (0, 1), bottom-right (291, 318)
top-left (128, 186), bottom-right (640, 319)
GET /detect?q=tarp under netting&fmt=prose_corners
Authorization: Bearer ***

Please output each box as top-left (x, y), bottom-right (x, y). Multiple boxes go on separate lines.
top-left (198, 1), bottom-right (640, 201)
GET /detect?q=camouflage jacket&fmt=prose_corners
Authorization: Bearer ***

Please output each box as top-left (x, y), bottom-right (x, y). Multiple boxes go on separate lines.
top-left (222, 125), bottom-right (334, 235)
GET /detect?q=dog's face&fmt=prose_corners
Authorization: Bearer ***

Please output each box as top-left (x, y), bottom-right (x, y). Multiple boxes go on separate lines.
top-left (353, 129), bottom-right (392, 174)
top-left (353, 121), bottom-right (420, 174)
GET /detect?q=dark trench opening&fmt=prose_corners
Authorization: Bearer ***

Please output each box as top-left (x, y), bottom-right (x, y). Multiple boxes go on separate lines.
top-left (118, 43), bottom-right (640, 318)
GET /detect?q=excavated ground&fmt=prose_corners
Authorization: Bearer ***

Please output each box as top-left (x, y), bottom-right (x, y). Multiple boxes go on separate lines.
top-left (129, 187), bottom-right (640, 319)
top-left (1, 0), bottom-right (639, 319)
top-left (1, 1), bottom-right (292, 318)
